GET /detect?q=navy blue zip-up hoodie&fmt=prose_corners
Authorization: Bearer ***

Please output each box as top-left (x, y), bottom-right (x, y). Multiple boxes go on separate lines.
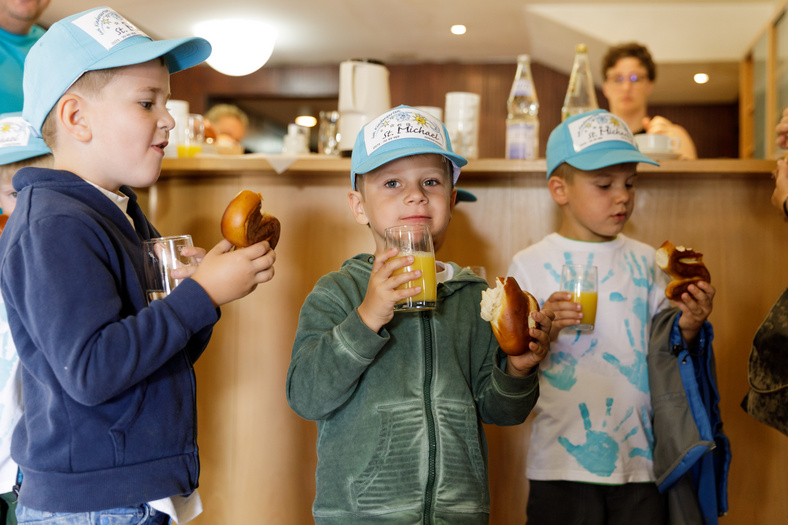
top-left (0, 168), bottom-right (219, 512)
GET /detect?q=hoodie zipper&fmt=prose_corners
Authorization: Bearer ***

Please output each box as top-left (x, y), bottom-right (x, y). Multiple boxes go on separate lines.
top-left (421, 310), bottom-right (436, 524)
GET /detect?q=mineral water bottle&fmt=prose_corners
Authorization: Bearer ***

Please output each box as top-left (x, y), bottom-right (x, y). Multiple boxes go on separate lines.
top-left (505, 54), bottom-right (539, 159)
top-left (561, 44), bottom-right (598, 121)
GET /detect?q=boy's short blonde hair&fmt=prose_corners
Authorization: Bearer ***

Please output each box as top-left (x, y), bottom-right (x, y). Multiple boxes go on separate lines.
top-left (550, 161), bottom-right (638, 184)
top-left (550, 162), bottom-right (577, 183)
top-left (41, 62), bottom-right (159, 148)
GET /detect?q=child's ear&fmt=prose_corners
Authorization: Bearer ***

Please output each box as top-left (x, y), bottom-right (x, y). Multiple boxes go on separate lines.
top-left (347, 190), bottom-right (369, 226)
top-left (58, 94), bottom-right (91, 143)
top-left (548, 176), bottom-right (569, 205)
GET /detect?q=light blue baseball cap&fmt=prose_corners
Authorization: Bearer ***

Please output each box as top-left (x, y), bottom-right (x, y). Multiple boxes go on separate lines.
top-left (350, 105), bottom-right (467, 190)
top-left (546, 109), bottom-right (659, 178)
top-left (23, 7), bottom-right (212, 133)
top-left (0, 113), bottom-right (51, 166)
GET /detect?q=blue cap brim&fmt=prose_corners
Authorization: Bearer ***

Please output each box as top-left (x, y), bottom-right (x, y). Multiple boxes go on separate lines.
top-left (456, 188), bottom-right (477, 202)
top-left (352, 145), bottom-right (466, 177)
top-left (565, 148), bottom-right (659, 172)
top-left (89, 36), bottom-right (212, 75)
top-left (0, 143), bottom-right (51, 166)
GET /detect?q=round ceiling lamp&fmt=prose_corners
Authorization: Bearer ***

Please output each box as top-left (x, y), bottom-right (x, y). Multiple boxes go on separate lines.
top-left (194, 19), bottom-right (277, 76)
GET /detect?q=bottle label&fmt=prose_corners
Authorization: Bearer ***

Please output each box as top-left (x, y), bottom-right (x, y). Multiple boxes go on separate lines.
top-left (505, 122), bottom-right (538, 160)
top-left (512, 79), bottom-right (535, 97)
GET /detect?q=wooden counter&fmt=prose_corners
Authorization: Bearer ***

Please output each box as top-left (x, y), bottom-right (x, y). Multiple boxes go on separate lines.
top-left (149, 156), bottom-right (786, 524)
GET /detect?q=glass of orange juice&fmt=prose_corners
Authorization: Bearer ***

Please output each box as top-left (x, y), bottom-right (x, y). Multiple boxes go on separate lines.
top-left (385, 225), bottom-right (437, 311)
top-left (560, 264), bottom-right (598, 332)
top-left (177, 114), bottom-right (204, 157)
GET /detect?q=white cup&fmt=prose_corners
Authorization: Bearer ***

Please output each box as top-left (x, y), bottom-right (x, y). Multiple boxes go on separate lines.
top-left (165, 100), bottom-right (190, 158)
top-left (634, 134), bottom-right (680, 153)
top-left (282, 123), bottom-right (310, 154)
top-left (444, 92), bottom-right (480, 159)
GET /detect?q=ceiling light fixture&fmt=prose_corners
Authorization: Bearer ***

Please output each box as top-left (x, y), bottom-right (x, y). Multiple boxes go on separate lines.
top-left (194, 19), bottom-right (277, 76)
top-left (451, 25), bottom-right (466, 35)
top-left (694, 73), bottom-right (710, 84)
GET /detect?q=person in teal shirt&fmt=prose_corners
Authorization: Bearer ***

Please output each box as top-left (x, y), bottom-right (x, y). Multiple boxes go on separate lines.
top-left (0, 0), bottom-right (50, 113)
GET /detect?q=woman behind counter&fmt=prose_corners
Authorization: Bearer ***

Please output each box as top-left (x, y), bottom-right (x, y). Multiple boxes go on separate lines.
top-left (602, 42), bottom-right (698, 160)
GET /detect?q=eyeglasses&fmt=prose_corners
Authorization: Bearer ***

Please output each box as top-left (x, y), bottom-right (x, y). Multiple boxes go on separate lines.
top-left (606, 73), bottom-right (648, 85)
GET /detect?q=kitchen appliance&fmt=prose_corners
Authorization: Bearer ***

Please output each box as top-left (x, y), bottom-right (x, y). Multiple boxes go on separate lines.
top-left (338, 59), bottom-right (391, 155)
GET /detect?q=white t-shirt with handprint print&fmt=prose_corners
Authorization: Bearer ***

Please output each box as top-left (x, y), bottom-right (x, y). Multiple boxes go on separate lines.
top-left (0, 299), bottom-right (22, 491)
top-left (508, 233), bottom-right (670, 484)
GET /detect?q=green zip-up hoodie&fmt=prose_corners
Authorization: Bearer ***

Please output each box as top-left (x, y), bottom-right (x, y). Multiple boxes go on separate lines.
top-left (287, 254), bottom-right (540, 524)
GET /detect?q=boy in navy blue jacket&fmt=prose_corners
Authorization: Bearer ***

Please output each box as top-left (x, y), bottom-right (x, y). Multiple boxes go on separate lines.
top-left (0, 7), bottom-right (276, 524)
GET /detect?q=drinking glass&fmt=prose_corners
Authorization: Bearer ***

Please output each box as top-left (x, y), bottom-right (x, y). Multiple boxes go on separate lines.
top-left (318, 110), bottom-right (340, 155)
top-left (384, 225), bottom-right (437, 311)
top-left (142, 235), bottom-right (195, 303)
top-left (444, 92), bottom-right (480, 159)
top-left (560, 264), bottom-right (598, 332)
top-left (178, 114), bottom-right (204, 157)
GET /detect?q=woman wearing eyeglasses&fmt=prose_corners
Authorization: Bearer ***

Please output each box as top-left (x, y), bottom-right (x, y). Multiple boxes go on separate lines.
top-left (602, 42), bottom-right (698, 160)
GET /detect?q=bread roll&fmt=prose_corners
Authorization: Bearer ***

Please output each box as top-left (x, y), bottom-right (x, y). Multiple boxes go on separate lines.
top-left (480, 276), bottom-right (540, 356)
top-left (655, 240), bottom-right (710, 300)
top-left (221, 190), bottom-right (281, 249)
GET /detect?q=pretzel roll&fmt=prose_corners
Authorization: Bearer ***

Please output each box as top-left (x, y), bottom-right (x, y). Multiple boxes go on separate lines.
top-left (655, 240), bottom-right (710, 300)
top-left (221, 190), bottom-right (281, 249)
top-left (480, 276), bottom-right (540, 356)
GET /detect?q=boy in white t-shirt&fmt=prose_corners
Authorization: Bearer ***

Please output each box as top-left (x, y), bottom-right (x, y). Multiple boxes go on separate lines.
top-left (508, 109), bottom-right (715, 524)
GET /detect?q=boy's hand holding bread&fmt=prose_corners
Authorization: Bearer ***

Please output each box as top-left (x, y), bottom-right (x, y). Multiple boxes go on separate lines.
top-left (182, 190), bottom-right (279, 307)
top-left (480, 277), bottom-right (553, 376)
top-left (656, 240), bottom-right (715, 343)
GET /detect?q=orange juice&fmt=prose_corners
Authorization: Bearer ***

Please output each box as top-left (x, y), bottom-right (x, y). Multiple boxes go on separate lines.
top-left (392, 251), bottom-right (437, 310)
top-left (177, 143), bottom-right (202, 157)
top-left (572, 291), bottom-right (598, 329)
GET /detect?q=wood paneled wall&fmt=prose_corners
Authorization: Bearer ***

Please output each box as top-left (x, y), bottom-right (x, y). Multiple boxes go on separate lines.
top-left (171, 61), bottom-right (739, 159)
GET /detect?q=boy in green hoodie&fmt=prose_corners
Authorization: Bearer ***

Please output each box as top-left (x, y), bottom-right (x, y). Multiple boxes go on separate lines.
top-left (287, 105), bottom-right (553, 524)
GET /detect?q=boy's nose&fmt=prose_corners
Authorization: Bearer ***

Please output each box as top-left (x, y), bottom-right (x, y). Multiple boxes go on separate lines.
top-left (613, 187), bottom-right (630, 203)
top-left (404, 187), bottom-right (428, 204)
top-left (161, 110), bottom-right (176, 132)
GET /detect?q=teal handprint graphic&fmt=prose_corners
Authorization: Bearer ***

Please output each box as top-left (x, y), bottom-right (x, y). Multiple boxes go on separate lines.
top-left (542, 339), bottom-right (598, 392)
top-left (541, 351), bottom-right (578, 391)
top-left (602, 314), bottom-right (650, 393)
top-left (628, 405), bottom-right (654, 460)
top-left (558, 399), bottom-right (619, 477)
top-left (602, 347), bottom-right (649, 393)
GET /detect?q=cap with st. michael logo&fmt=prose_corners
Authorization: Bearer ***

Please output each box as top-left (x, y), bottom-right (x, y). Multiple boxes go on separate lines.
top-left (350, 105), bottom-right (467, 190)
top-left (546, 109), bottom-right (659, 178)
top-left (22, 7), bottom-right (212, 133)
